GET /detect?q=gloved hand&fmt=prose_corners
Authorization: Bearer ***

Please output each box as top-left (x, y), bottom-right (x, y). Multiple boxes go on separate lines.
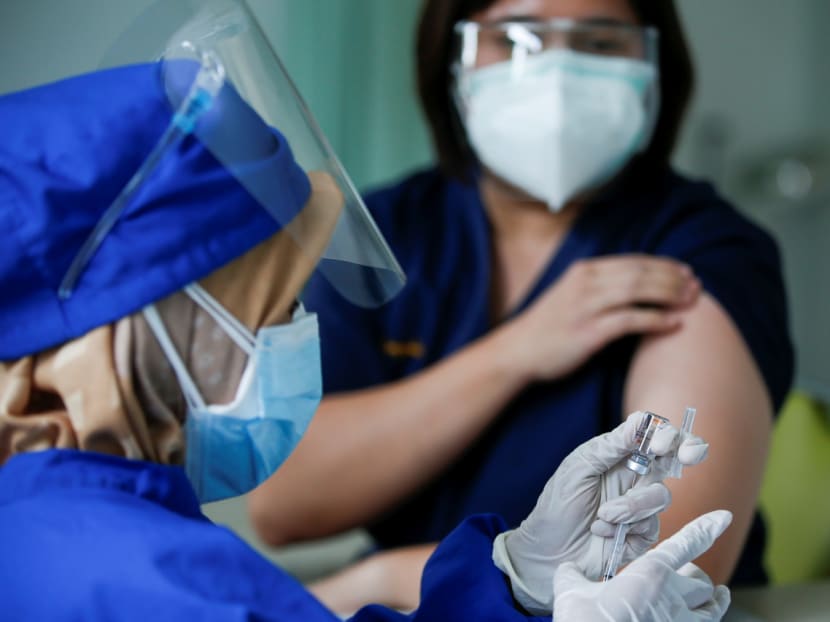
top-left (492, 411), bottom-right (708, 615)
top-left (553, 510), bottom-right (733, 621)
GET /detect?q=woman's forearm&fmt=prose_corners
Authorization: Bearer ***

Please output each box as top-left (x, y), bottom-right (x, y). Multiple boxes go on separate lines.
top-left (308, 543), bottom-right (437, 614)
top-left (249, 326), bottom-right (531, 545)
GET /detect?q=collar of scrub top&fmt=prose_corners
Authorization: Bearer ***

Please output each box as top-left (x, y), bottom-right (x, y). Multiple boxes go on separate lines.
top-left (0, 61), bottom-right (311, 360)
top-left (0, 449), bottom-right (204, 519)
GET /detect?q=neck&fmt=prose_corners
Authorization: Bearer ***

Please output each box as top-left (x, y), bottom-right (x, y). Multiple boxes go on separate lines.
top-left (480, 174), bottom-right (582, 241)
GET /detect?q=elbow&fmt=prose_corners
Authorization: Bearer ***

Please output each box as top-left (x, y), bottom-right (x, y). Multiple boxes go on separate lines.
top-left (248, 485), bottom-right (301, 547)
top-left (248, 482), bottom-right (344, 546)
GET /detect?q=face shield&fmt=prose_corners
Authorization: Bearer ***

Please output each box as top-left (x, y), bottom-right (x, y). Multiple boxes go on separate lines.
top-left (451, 19), bottom-right (660, 209)
top-left (58, 0), bottom-right (404, 309)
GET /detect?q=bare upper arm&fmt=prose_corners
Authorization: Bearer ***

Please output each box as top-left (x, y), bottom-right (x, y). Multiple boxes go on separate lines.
top-left (623, 292), bottom-right (774, 583)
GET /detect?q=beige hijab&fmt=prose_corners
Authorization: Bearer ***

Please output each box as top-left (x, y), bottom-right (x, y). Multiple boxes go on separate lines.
top-left (0, 171), bottom-right (341, 466)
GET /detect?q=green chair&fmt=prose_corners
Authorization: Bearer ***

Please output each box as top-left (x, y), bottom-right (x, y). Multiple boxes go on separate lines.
top-left (759, 391), bottom-right (830, 583)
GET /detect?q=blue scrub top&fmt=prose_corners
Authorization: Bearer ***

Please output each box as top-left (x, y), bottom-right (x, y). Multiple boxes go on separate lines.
top-left (303, 166), bottom-right (794, 586)
top-left (0, 449), bottom-right (544, 621)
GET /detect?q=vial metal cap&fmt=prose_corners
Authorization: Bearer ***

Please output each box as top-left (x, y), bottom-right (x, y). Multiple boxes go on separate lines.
top-left (626, 452), bottom-right (651, 475)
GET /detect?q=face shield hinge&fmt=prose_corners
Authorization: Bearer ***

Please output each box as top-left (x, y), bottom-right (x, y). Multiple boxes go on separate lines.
top-left (171, 45), bottom-right (226, 133)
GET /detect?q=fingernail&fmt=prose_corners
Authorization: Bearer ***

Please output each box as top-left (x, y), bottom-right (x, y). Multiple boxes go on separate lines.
top-left (684, 281), bottom-right (700, 301)
top-left (664, 314), bottom-right (681, 327)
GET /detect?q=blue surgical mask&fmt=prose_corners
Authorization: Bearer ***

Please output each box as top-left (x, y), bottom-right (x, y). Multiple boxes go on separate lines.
top-left (142, 283), bottom-right (322, 503)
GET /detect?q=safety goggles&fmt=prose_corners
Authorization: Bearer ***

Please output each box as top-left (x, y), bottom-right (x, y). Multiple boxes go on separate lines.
top-left (454, 18), bottom-right (659, 70)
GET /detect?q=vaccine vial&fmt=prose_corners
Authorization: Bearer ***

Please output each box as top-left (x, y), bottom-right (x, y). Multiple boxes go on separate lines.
top-left (625, 411), bottom-right (669, 475)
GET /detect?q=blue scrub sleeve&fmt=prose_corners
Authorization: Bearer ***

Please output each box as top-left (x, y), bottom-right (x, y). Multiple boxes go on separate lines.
top-left (350, 515), bottom-right (547, 622)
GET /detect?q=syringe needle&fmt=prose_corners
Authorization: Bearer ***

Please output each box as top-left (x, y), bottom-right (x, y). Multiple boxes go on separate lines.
top-left (602, 522), bottom-right (629, 581)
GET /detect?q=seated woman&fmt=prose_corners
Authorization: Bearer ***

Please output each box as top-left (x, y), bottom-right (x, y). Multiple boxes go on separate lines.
top-left (248, 0), bottom-right (793, 611)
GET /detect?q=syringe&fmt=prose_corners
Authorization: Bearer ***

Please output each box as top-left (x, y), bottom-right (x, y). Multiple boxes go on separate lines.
top-left (602, 411), bottom-right (669, 582)
top-left (601, 520), bottom-right (630, 584)
top-left (668, 407), bottom-right (697, 479)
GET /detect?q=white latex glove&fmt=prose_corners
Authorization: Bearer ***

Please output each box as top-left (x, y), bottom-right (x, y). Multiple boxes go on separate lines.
top-left (493, 411), bottom-right (709, 615)
top-left (553, 510), bottom-right (733, 621)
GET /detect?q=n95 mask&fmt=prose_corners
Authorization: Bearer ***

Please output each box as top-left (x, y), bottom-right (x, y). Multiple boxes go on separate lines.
top-left (455, 48), bottom-right (658, 211)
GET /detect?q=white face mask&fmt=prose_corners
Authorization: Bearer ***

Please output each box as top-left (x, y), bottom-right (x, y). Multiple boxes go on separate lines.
top-left (455, 49), bottom-right (658, 211)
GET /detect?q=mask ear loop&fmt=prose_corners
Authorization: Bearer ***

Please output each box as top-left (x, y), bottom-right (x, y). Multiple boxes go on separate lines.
top-left (183, 283), bottom-right (256, 355)
top-left (142, 304), bottom-right (206, 411)
top-left (292, 302), bottom-right (307, 320)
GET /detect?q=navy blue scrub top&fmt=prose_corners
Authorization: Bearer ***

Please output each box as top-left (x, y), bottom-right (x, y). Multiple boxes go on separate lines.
top-left (0, 450), bottom-right (545, 622)
top-left (303, 166), bottom-right (794, 586)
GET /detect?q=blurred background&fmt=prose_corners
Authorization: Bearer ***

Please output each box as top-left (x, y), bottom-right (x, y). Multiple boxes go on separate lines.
top-left (1, 0), bottom-right (828, 597)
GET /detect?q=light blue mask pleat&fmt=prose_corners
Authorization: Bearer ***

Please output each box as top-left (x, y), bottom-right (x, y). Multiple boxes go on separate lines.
top-left (144, 284), bottom-right (322, 504)
top-left (187, 312), bottom-right (322, 504)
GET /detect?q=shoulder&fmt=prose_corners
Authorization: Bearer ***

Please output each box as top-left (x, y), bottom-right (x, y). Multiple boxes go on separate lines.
top-left (625, 170), bottom-right (793, 408)
top-left (631, 169), bottom-right (780, 261)
top-left (362, 167), bottom-right (482, 252)
top-left (582, 169), bottom-right (783, 283)
top-left (363, 167), bottom-right (451, 227)
top-left (363, 167), bottom-right (451, 210)
top-left (584, 168), bottom-right (785, 282)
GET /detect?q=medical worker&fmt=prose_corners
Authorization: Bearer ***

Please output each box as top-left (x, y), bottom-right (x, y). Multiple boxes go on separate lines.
top-left (250, 0), bottom-right (794, 611)
top-left (0, 1), bottom-right (734, 620)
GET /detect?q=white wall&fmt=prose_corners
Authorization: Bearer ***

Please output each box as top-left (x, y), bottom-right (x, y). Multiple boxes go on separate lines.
top-left (675, 0), bottom-right (821, 175)
top-left (676, 0), bottom-right (830, 401)
top-left (0, 0), bottom-right (155, 92)
top-left (263, 0), bottom-right (431, 190)
top-left (0, 0), bottom-right (431, 192)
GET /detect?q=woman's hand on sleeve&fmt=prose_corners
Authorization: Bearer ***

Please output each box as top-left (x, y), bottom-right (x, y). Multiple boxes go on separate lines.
top-left (499, 254), bottom-right (700, 383)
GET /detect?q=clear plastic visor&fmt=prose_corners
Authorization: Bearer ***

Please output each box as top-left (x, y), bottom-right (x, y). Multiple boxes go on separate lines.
top-left (81, 0), bottom-right (404, 309)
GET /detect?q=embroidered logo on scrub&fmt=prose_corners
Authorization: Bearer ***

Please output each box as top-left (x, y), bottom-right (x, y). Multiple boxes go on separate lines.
top-left (382, 340), bottom-right (425, 359)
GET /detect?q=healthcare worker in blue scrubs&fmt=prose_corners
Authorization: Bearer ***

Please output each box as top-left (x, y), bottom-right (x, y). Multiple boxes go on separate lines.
top-left (0, 1), bottom-right (734, 620)
top-left (249, 0), bottom-right (794, 612)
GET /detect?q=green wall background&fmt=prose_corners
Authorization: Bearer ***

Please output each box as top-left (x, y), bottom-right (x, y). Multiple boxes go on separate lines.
top-left (258, 0), bottom-right (433, 192)
top-left (0, 0), bottom-right (434, 194)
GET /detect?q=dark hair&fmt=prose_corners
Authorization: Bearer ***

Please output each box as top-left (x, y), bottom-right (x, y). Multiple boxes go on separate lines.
top-left (416, 0), bottom-right (695, 180)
